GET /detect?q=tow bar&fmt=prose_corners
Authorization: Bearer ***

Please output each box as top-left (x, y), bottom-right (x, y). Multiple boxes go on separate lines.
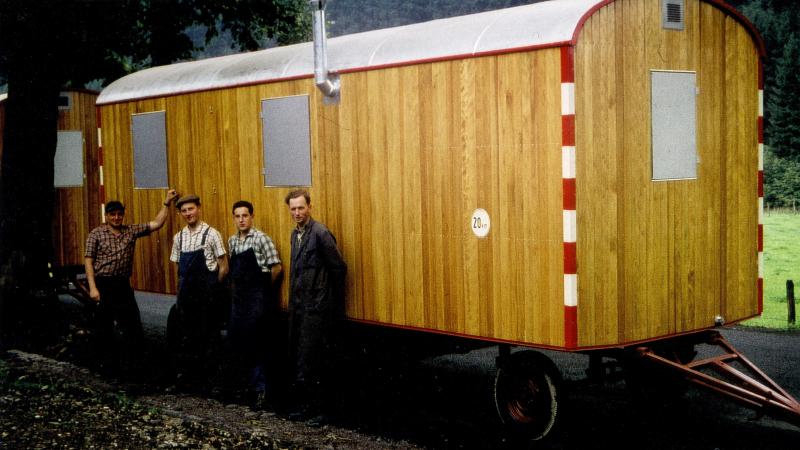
top-left (637, 330), bottom-right (800, 427)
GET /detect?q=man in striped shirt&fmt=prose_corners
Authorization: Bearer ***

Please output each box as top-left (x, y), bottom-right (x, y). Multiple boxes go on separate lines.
top-left (84, 189), bottom-right (178, 370)
top-left (227, 200), bottom-right (282, 407)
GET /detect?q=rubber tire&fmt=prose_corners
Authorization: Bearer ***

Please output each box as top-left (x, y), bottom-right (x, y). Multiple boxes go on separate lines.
top-left (493, 350), bottom-right (562, 443)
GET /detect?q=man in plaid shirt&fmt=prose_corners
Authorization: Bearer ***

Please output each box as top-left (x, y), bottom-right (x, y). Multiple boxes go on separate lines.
top-left (227, 200), bottom-right (282, 407)
top-left (84, 189), bottom-right (178, 369)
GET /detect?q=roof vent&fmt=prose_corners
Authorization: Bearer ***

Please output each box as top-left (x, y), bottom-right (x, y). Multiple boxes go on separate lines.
top-left (662, 0), bottom-right (684, 30)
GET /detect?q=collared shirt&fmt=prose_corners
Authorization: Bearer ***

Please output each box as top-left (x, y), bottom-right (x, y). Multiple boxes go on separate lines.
top-left (228, 227), bottom-right (281, 272)
top-left (295, 222), bottom-right (309, 245)
top-left (170, 222), bottom-right (226, 271)
top-left (85, 223), bottom-right (151, 277)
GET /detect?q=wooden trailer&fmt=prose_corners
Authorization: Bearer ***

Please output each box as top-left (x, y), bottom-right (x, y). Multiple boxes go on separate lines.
top-left (95, 0), bottom-right (798, 439)
top-left (1, 90), bottom-right (101, 270)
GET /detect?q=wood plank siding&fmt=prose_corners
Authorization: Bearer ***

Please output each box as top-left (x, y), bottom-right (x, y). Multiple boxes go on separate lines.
top-left (99, 49), bottom-right (567, 347)
top-left (574, 0), bottom-right (760, 347)
top-left (52, 91), bottom-right (101, 267)
top-left (97, 0), bottom-right (762, 350)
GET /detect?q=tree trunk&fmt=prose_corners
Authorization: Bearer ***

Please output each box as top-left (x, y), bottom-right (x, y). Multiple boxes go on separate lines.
top-left (0, 1), bottom-right (66, 351)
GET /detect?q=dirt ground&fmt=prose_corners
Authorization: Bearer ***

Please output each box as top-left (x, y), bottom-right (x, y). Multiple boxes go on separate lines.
top-left (7, 296), bottom-right (799, 449)
top-left (0, 349), bottom-right (419, 449)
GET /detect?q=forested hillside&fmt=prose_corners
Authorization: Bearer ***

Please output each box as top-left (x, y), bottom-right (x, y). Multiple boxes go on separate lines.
top-left (732, 0), bottom-right (800, 207)
top-left (325, 0), bottom-right (540, 36)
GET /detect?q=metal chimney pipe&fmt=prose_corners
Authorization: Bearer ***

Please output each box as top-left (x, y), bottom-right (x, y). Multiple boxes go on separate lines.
top-left (310, 0), bottom-right (340, 102)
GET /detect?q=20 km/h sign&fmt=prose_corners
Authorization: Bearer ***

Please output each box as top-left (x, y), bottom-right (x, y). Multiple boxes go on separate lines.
top-left (471, 208), bottom-right (490, 238)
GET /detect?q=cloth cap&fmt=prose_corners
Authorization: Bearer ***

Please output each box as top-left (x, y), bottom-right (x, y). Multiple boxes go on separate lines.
top-left (104, 201), bottom-right (125, 213)
top-left (176, 194), bottom-right (201, 208)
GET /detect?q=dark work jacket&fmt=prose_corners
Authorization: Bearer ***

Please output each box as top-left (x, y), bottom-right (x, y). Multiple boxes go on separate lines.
top-left (289, 219), bottom-right (347, 315)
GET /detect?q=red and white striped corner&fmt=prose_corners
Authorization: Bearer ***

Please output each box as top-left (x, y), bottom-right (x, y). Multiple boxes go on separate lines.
top-left (561, 45), bottom-right (578, 349)
top-left (757, 63), bottom-right (764, 314)
top-left (96, 108), bottom-right (106, 222)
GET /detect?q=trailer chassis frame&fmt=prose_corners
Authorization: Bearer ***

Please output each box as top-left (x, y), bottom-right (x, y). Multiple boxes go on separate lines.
top-left (635, 330), bottom-right (800, 427)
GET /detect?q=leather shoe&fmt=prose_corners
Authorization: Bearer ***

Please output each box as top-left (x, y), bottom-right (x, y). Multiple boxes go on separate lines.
top-left (288, 410), bottom-right (306, 421)
top-left (305, 414), bottom-right (329, 427)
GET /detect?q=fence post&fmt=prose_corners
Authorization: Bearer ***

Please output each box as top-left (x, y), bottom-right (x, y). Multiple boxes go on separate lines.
top-left (788, 280), bottom-right (797, 326)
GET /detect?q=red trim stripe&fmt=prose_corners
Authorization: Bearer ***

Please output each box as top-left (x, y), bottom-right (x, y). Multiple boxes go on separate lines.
top-left (560, 46), bottom-right (574, 83)
top-left (340, 41), bottom-right (573, 76)
top-left (758, 61), bottom-right (764, 90)
top-left (758, 278), bottom-right (763, 314)
top-left (564, 242), bottom-right (577, 274)
top-left (757, 117), bottom-right (764, 144)
top-left (347, 317), bottom-right (570, 352)
top-left (564, 306), bottom-right (578, 349)
top-left (562, 115), bottom-right (575, 146)
top-left (563, 178), bottom-right (576, 210)
top-left (96, 2), bottom-right (765, 109)
top-left (341, 313), bottom-right (761, 353)
top-left (98, 147), bottom-right (104, 166)
top-left (571, 1), bottom-right (765, 57)
top-left (758, 171), bottom-right (764, 198)
top-left (758, 224), bottom-right (764, 252)
top-left (96, 41), bottom-right (572, 107)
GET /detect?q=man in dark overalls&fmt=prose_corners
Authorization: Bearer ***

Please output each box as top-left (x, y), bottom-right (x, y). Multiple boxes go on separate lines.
top-left (227, 200), bottom-right (282, 408)
top-left (285, 189), bottom-right (347, 427)
top-left (167, 194), bottom-right (228, 387)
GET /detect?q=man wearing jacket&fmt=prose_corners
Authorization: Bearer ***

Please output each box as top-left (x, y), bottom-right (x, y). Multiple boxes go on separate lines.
top-left (285, 189), bottom-right (346, 426)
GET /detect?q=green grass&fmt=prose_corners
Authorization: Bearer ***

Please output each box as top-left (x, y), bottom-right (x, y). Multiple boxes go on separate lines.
top-left (742, 210), bottom-right (800, 330)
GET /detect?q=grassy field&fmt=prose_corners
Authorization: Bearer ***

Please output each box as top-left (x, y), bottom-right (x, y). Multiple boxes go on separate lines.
top-left (742, 210), bottom-right (799, 330)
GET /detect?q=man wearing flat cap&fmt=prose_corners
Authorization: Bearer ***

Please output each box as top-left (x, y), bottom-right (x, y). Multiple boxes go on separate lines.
top-left (168, 194), bottom-right (228, 383)
top-left (84, 189), bottom-right (178, 370)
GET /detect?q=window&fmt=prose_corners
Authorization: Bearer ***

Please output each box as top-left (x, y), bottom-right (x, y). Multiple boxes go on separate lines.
top-left (651, 71), bottom-right (697, 181)
top-left (54, 131), bottom-right (83, 187)
top-left (131, 111), bottom-right (169, 189)
top-left (58, 92), bottom-right (72, 111)
top-left (261, 95), bottom-right (312, 187)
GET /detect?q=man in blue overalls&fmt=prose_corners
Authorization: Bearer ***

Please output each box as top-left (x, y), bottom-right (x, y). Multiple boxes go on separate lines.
top-left (167, 194), bottom-right (228, 387)
top-left (227, 200), bottom-right (282, 408)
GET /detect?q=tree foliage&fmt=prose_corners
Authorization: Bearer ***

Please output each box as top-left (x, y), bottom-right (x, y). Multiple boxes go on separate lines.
top-left (0, 0), bottom-right (309, 350)
top-left (0, 0), bottom-right (310, 89)
top-left (325, 0), bottom-right (542, 36)
top-left (736, 0), bottom-right (800, 206)
top-left (766, 34), bottom-right (800, 160)
top-left (764, 146), bottom-right (800, 207)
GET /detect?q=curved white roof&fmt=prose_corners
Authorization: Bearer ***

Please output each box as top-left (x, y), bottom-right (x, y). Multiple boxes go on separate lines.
top-left (98, 0), bottom-right (600, 105)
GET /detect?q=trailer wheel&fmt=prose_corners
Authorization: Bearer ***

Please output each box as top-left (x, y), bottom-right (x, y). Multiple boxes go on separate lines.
top-left (493, 350), bottom-right (561, 442)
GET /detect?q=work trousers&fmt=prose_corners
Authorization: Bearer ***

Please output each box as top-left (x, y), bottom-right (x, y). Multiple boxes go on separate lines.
top-left (94, 276), bottom-right (144, 367)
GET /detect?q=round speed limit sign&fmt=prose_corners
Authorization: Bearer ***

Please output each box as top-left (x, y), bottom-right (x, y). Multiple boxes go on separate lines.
top-left (471, 208), bottom-right (491, 238)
